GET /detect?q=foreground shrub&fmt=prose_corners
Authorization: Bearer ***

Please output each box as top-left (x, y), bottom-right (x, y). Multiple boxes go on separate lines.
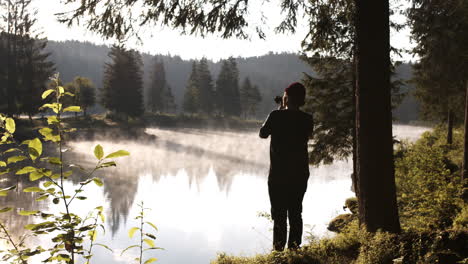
top-left (395, 130), bottom-right (463, 231)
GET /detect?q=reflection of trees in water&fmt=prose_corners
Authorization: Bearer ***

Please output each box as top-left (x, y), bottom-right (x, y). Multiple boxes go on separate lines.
top-left (144, 128), bottom-right (269, 191)
top-left (101, 167), bottom-right (138, 235)
top-left (0, 173), bottom-right (47, 239)
top-left (65, 150), bottom-right (139, 236)
top-left (67, 128), bottom-right (269, 234)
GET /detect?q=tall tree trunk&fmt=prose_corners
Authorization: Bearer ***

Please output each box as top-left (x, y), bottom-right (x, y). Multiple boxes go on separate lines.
top-left (352, 54), bottom-right (358, 196)
top-left (447, 109), bottom-right (453, 145)
top-left (355, 0), bottom-right (400, 233)
top-left (462, 80), bottom-right (468, 201)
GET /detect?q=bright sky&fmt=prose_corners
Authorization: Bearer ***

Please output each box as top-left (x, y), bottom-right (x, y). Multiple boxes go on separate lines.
top-left (33, 0), bottom-right (414, 61)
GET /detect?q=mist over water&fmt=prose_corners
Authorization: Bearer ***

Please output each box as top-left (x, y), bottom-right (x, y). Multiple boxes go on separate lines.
top-left (0, 125), bottom-right (429, 264)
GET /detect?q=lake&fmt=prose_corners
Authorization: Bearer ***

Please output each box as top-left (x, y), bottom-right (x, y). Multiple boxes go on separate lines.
top-left (0, 124), bottom-right (429, 263)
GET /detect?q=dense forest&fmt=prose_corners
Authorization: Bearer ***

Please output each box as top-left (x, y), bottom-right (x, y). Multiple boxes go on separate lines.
top-left (44, 40), bottom-right (418, 121)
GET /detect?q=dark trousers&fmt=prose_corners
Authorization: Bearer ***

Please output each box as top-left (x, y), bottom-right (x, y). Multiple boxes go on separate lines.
top-left (268, 180), bottom-right (307, 251)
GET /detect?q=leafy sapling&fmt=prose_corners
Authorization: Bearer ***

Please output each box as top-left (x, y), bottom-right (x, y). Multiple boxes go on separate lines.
top-left (81, 206), bottom-right (113, 264)
top-left (122, 201), bottom-right (162, 264)
top-left (0, 73), bottom-right (129, 263)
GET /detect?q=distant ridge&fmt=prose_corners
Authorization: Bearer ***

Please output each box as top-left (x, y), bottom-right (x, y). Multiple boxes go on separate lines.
top-left (45, 40), bottom-right (418, 121)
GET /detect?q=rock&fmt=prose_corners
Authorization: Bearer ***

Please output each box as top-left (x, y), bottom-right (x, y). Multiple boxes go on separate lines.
top-left (345, 197), bottom-right (358, 214)
top-left (327, 213), bottom-right (354, 233)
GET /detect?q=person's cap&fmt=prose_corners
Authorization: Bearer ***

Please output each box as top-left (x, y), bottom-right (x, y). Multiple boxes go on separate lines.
top-left (285, 82), bottom-right (306, 103)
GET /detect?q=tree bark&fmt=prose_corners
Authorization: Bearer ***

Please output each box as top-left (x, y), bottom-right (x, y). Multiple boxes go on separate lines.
top-left (462, 80), bottom-right (468, 201)
top-left (447, 109), bottom-right (453, 145)
top-left (355, 0), bottom-right (401, 233)
top-left (352, 54), bottom-right (358, 196)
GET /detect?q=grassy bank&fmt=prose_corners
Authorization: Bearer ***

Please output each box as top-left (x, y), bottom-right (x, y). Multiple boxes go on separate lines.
top-left (212, 126), bottom-right (468, 264)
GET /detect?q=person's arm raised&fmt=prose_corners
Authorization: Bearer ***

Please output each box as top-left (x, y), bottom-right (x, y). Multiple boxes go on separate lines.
top-left (259, 112), bottom-right (274, 138)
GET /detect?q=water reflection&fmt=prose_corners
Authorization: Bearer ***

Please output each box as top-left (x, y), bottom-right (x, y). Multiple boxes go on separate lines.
top-left (1, 125), bottom-right (429, 263)
top-left (0, 174), bottom-right (47, 240)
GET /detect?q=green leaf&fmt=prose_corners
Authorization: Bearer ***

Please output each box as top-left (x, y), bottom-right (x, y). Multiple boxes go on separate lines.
top-left (0, 161), bottom-right (6, 167)
top-left (23, 187), bottom-right (44, 193)
top-left (5, 118), bottom-right (15, 134)
top-left (94, 145), bottom-right (104, 160)
top-left (28, 138), bottom-right (42, 161)
top-left (92, 177), bottom-right (104, 187)
top-left (36, 195), bottom-right (49, 201)
top-left (58, 86), bottom-right (65, 95)
top-left (47, 116), bottom-right (59, 125)
top-left (24, 224), bottom-right (37, 230)
top-left (144, 258), bottom-right (158, 264)
top-left (145, 233), bottom-right (156, 239)
top-left (104, 150), bottom-right (130, 159)
top-left (39, 127), bottom-right (53, 137)
top-left (76, 196), bottom-right (87, 200)
top-left (53, 198), bottom-right (60, 204)
top-left (29, 171), bottom-right (44, 181)
top-left (39, 127), bottom-right (60, 142)
top-left (121, 245), bottom-right (139, 256)
top-left (0, 186), bottom-right (16, 196)
top-left (4, 148), bottom-right (20, 153)
top-left (0, 207), bottom-right (13, 213)
top-left (63, 106), bottom-right (81, 113)
top-left (47, 157), bottom-right (62, 165)
top-left (98, 161), bottom-right (116, 168)
top-left (143, 239), bottom-right (156, 248)
top-left (99, 212), bottom-right (105, 222)
top-left (95, 243), bottom-right (113, 252)
top-left (128, 227), bottom-right (139, 238)
top-left (18, 210), bottom-right (39, 216)
top-left (7, 155), bottom-right (27, 164)
top-left (88, 230), bottom-right (97, 241)
top-left (16, 166), bottom-right (36, 175)
top-left (43, 181), bottom-right (54, 188)
top-left (41, 103), bottom-right (62, 113)
top-left (143, 247), bottom-right (164, 251)
top-left (42, 89), bottom-right (55, 99)
top-left (146, 221), bottom-right (158, 231)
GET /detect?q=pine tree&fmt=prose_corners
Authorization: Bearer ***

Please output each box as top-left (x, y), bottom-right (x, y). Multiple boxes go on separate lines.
top-left (302, 57), bottom-right (354, 165)
top-left (355, 0), bottom-right (400, 233)
top-left (123, 49), bottom-right (144, 117)
top-left (408, 0), bottom-right (468, 144)
top-left (102, 45), bottom-right (144, 118)
top-left (183, 61), bottom-right (199, 114)
top-left (240, 77), bottom-right (262, 118)
top-left (0, 0), bottom-right (54, 118)
top-left (147, 57), bottom-right (166, 113)
top-left (102, 45), bottom-right (123, 113)
top-left (197, 57), bottom-right (215, 114)
top-left (216, 57), bottom-right (241, 117)
top-left (162, 84), bottom-right (177, 113)
top-left (0, 34), bottom-right (6, 112)
top-left (18, 35), bottom-right (55, 119)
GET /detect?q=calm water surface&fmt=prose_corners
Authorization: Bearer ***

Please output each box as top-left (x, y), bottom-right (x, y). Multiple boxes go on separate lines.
top-left (0, 125), bottom-right (429, 263)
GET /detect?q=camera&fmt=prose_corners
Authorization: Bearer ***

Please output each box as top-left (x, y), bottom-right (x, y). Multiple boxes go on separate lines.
top-left (274, 96), bottom-right (282, 104)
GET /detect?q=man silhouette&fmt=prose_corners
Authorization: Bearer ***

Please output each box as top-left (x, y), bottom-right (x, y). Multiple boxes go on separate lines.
top-left (259, 82), bottom-right (314, 251)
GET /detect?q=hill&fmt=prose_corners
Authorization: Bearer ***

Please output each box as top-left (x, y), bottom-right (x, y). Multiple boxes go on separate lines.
top-left (45, 40), bottom-right (418, 121)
